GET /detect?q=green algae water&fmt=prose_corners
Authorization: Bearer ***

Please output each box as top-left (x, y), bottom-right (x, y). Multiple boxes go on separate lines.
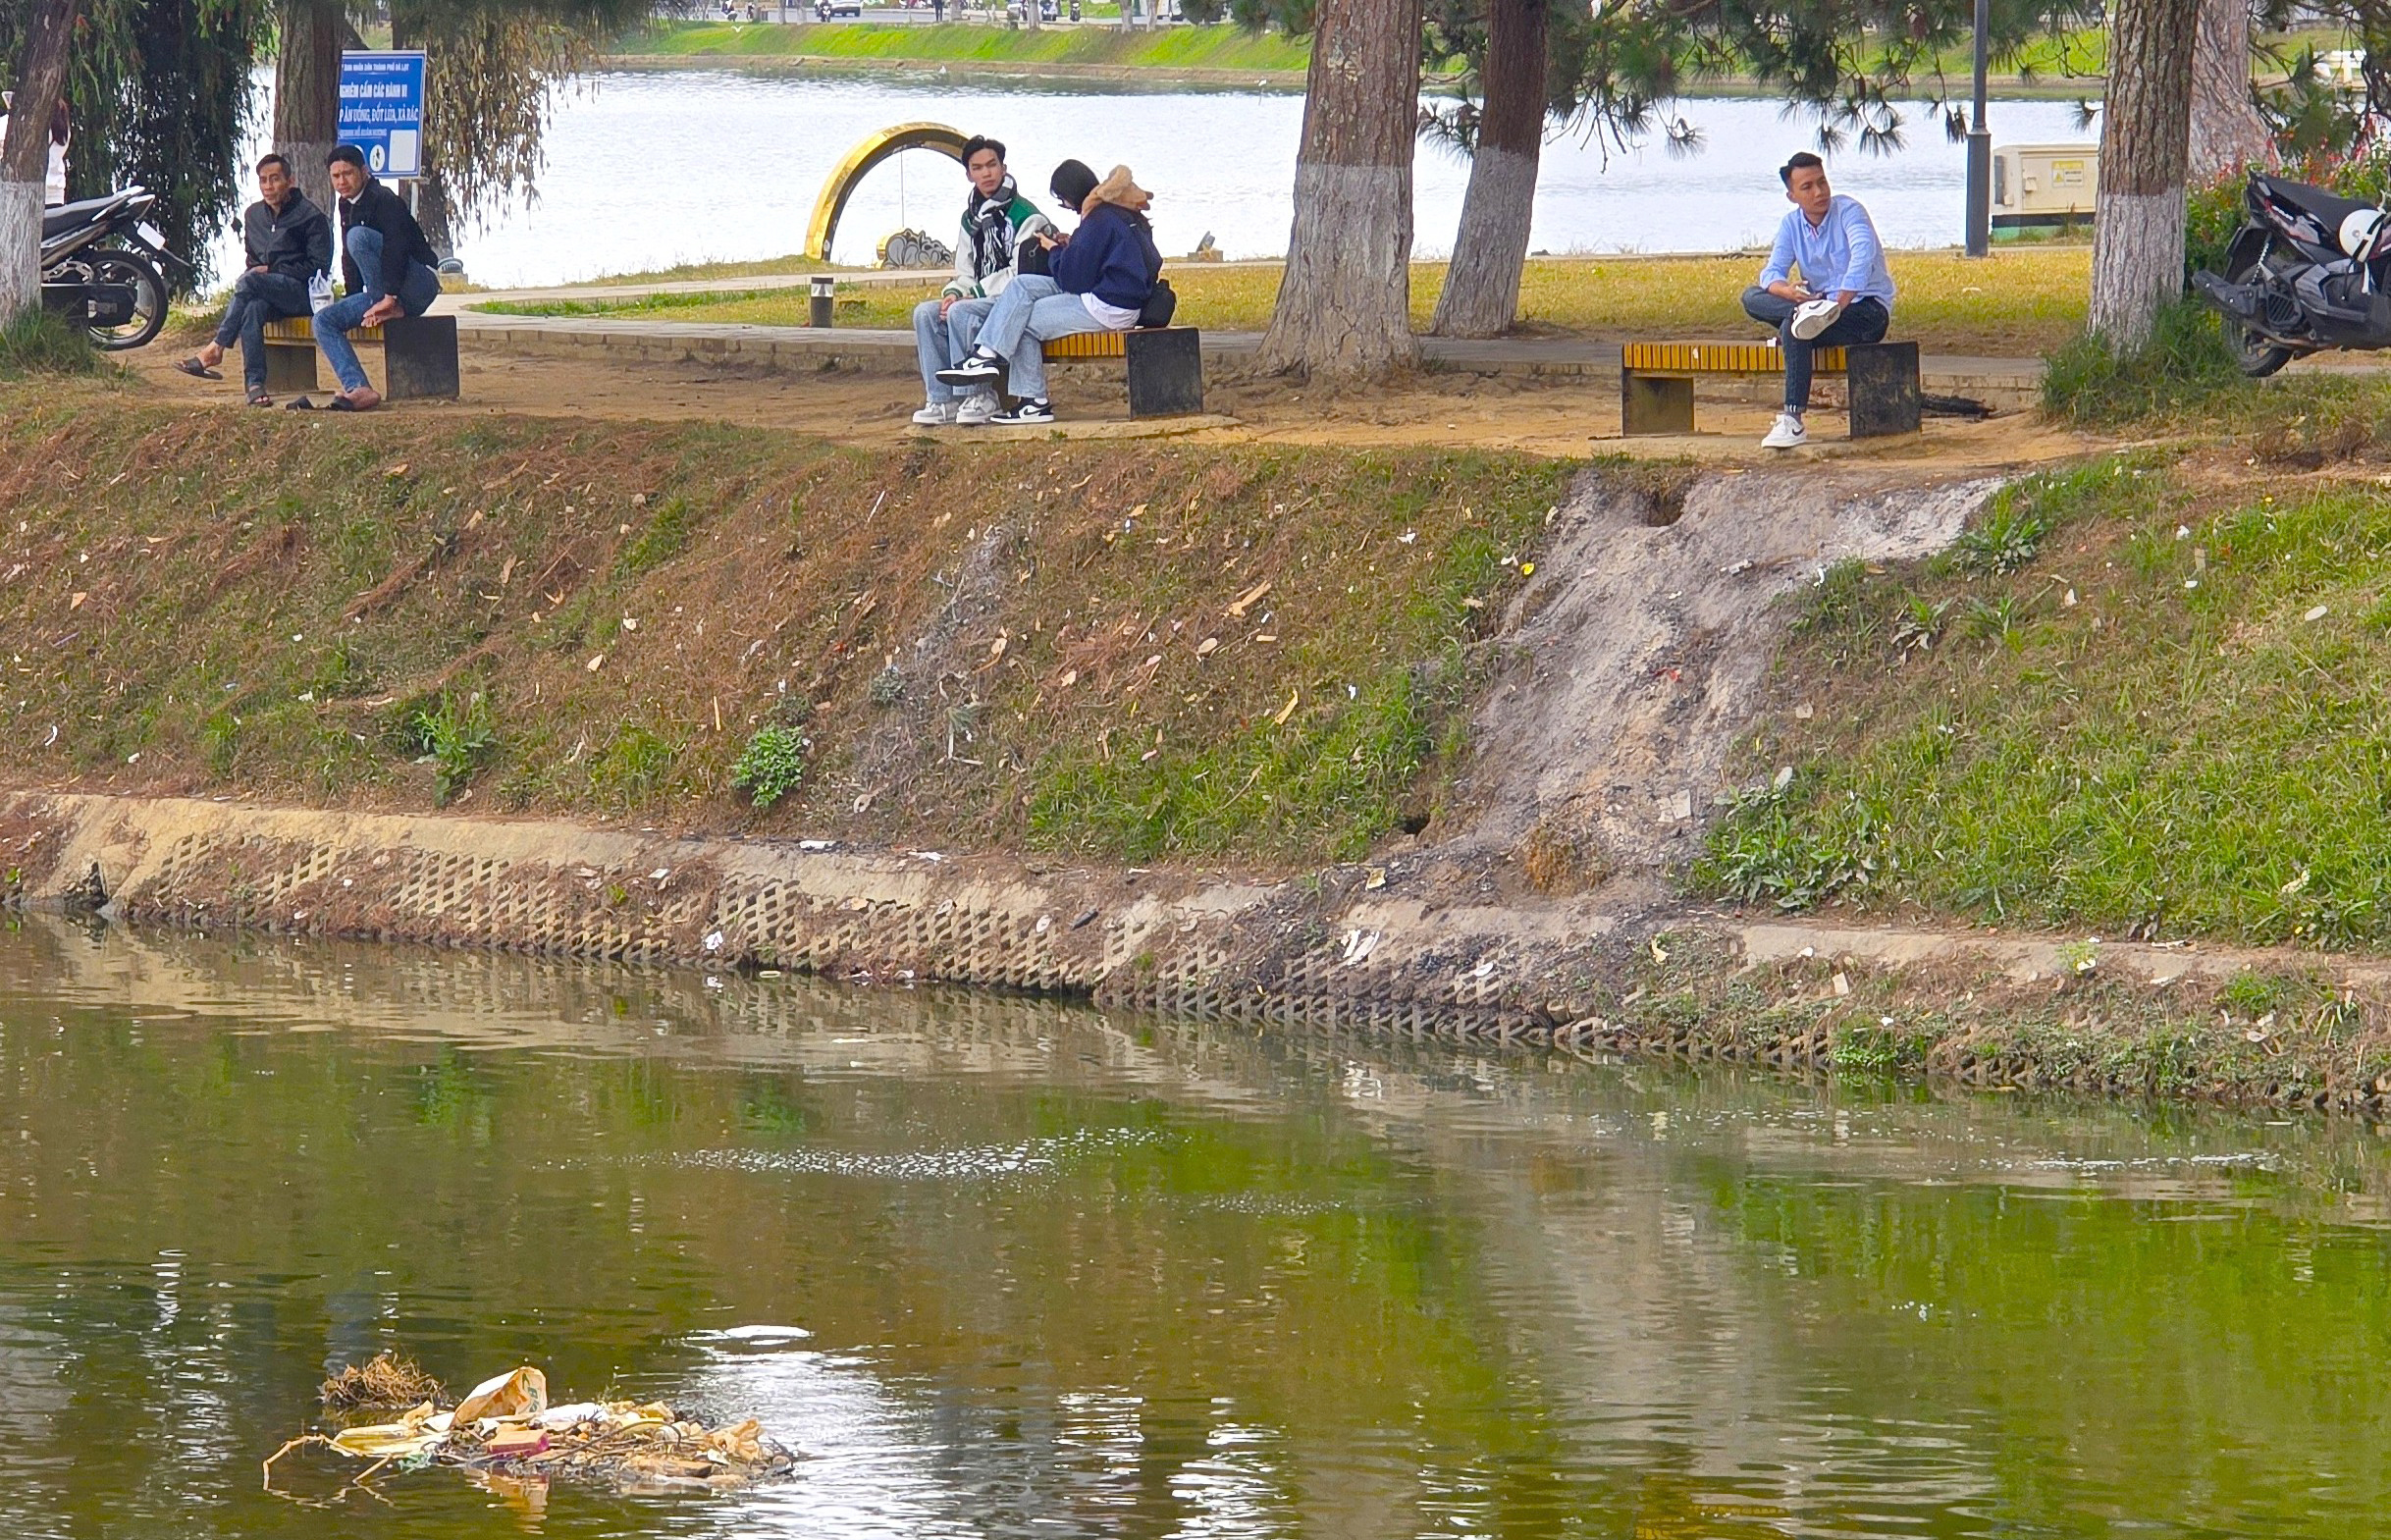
top-left (3, 917), bottom-right (2389, 1537)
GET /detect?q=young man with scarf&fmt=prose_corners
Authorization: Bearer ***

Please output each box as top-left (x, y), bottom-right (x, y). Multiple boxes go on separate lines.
top-left (912, 135), bottom-right (1054, 426)
top-left (937, 159), bottom-right (1163, 425)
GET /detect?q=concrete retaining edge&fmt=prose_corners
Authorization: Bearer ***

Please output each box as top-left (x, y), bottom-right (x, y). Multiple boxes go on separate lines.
top-left (0, 790), bottom-right (1631, 1041)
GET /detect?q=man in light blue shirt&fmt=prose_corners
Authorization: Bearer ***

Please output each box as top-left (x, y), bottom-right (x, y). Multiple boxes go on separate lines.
top-left (1741, 152), bottom-right (1896, 449)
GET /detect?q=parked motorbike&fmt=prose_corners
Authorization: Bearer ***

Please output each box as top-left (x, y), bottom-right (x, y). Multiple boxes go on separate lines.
top-left (38, 186), bottom-right (187, 351)
top-left (2192, 174), bottom-right (2391, 378)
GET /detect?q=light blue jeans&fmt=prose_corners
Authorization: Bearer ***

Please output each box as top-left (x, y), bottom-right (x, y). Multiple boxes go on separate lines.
top-left (316, 225), bottom-right (441, 393)
top-left (973, 275), bottom-right (1115, 400)
top-left (913, 295), bottom-right (994, 402)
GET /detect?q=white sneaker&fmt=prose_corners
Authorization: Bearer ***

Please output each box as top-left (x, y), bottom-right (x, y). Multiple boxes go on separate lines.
top-left (1789, 297), bottom-right (1843, 341)
top-left (990, 398), bottom-right (1055, 424)
top-left (936, 348), bottom-right (1004, 386)
top-left (1761, 412), bottom-right (1808, 450)
top-left (953, 390), bottom-right (999, 425)
top-left (911, 398), bottom-right (957, 426)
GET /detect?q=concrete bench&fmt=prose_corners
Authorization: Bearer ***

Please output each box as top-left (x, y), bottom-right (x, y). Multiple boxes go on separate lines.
top-left (260, 314), bottom-right (460, 400)
top-left (1621, 340), bottom-right (1920, 438)
top-left (1038, 326), bottom-right (1203, 418)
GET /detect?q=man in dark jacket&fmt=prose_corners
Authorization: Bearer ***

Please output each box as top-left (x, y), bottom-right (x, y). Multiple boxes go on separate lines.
top-left (312, 143), bottom-right (443, 410)
top-left (936, 159), bottom-right (1162, 424)
top-left (175, 154), bottom-right (332, 406)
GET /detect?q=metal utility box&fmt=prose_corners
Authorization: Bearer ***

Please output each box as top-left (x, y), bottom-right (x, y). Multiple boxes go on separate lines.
top-left (1992, 143), bottom-right (2099, 234)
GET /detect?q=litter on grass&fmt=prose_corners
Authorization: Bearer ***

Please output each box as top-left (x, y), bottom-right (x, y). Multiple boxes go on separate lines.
top-left (265, 1357), bottom-right (799, 1503)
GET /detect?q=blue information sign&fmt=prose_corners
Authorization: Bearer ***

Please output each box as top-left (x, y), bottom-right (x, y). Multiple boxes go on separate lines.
top-left (338, 50), bottom-right (426, 180)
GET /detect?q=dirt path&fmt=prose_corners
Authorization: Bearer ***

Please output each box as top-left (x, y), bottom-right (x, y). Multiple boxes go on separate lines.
top-left (130, 334), bottom-right (2101, 464)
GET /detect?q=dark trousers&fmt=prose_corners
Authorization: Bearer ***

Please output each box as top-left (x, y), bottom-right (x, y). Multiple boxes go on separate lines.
top-left (214, 271), bottom-right (313, 393)
top-left (1740, 286), bottom-right (1890, 412)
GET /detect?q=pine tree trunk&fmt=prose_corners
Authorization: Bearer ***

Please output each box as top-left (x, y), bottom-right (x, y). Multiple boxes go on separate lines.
top-left (2187, 0), bottom-right (2269, 182)
top-left (2088, 0), bottom-right (2201, 350)
top-left (1257, 0), bottom-right (1422, 379)
top-left (275, 0), bottom-right (345, 215)
top-left (0, 0), bottom-right (80, 318)
top-left (1430, 0), bottom-right (1548, 338)
top-left (416, 170), bottom-right (458, 262)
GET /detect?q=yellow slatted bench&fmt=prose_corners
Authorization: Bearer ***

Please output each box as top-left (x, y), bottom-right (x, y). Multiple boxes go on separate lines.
top-left (1037, 325), bottom-right (1202, 418)
top-left (1621, 339), bottom-right (1919, 438)
top-left (260, 313), bottom-right (460, 400)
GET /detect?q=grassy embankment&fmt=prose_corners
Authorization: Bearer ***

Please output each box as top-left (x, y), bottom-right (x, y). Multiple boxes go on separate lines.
top-left (1549, 324), bottom-right (2391, 1107)
top-left (1702, 327), bottom-right (2391, 953)
top-left (622, 20), bottom-right (1314, 75)
top-left (626, 20), bottom-right (2113, 94)
top-left (0, 382), bottom-right (1567, 867)
top-left (487, 246), bottom-right (2095, 355)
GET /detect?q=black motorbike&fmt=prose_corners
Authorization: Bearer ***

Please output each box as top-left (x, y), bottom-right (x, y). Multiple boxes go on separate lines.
top-left (38, 186), bottom-right (187, 351)
top-left (2192, 174), bottom-right (2391, 378)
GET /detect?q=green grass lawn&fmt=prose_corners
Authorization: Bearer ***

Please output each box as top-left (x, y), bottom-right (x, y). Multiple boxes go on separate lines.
top-left (482, 246), bottom-right (2094, 355)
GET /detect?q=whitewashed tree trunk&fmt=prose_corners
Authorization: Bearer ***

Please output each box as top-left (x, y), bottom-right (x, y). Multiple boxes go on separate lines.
top-left (1430, 0), bottom-right (1549, 338)
top-left (0, 183), bottom-right (40, 319)
top-left (2088, 0), bottom-right (2202, 349)
top-left (2187, 0), bottom-right (2269, 182)
top-left (1257, 0), bottom-right (1422, 379)
top-left (0, 0), bottom-right (81, 321)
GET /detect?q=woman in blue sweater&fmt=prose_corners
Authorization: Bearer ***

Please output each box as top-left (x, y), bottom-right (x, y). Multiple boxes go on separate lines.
top-left (937, 159), bottom-right (1162, 424)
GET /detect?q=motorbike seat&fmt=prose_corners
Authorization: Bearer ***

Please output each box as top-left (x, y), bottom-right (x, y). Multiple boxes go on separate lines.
top-left (40, 195), bottom-right (122, 240)
top-left (2260, 178), bottom-right (2381, 239)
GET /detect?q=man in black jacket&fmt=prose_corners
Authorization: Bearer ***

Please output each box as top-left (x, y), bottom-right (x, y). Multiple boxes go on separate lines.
top-left (312, 143), bottom-right (443, 410)
top-left (175, 155), bottom-right (333, 406)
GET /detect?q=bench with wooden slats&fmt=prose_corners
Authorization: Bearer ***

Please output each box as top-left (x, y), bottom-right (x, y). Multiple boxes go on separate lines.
top-left (1621, 339), bottom-right (1919, 439)
top-left (260, 313), bottom-right (460, 400)
top-left (1036, 325), bottom-right (1203, 418)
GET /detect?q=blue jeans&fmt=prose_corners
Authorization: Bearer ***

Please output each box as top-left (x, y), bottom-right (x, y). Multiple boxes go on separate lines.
top-left (214, 270), bottom-right (311, 393)
top-left (317, 226), bottom-right (441, 393)
top-left (1741, 285), bottom-right (1891, 412)
top-left (973, 274), bottom-right (1115, 400)
top-left (914, 295), bottom-right (994, 402)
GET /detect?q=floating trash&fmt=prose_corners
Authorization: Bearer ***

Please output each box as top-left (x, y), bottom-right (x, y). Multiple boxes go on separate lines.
top-left (265, 1356), bottom-right (799, 1504)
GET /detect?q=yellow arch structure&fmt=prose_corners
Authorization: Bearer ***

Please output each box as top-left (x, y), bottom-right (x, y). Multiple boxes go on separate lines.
top-left (805, 123), bottom-right (970, 262)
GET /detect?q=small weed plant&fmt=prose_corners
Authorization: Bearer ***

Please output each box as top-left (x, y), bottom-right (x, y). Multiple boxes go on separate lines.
top-left (1950, 492), bottom-right (2053, 575)
top-left (1830, 1019), bottom-right (1924, 1075)
top-left (730, 725), bottom-right (809, 809)
top-left (407, 693), bottom-right (497, 806)
top-left (1696, 780), bottom-right (1884, 910)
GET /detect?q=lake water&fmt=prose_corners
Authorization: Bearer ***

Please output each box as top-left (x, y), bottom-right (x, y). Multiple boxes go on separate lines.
top-left (217, 73), bottom-right (2090, 289)
top-left (5, 914), bottom-right (2391, 1536)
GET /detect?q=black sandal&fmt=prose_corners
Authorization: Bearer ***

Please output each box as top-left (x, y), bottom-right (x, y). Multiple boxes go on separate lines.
top-left (175, 358), bottom-right (222, 381)
top-left (284, 397), bottom-right (315, 411)
top-left (246, 391), bottom-right (273, 408)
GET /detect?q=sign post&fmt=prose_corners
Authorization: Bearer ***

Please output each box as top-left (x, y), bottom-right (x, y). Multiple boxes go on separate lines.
top-left (338, 50), bottom-right (427, 180)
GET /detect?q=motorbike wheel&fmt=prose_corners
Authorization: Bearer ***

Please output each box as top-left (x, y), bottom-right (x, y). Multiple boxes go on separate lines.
top-left (2221, 247), bottom-right (2293, 379)
top-left (78, 249), bottom-right (169, 352)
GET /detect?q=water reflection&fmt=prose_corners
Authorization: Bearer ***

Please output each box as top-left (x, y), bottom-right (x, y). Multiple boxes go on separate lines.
top-left (2, 915), bottom-right (2390, 1537)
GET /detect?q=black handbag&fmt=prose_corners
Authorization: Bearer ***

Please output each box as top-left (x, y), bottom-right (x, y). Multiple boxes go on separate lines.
top-left (1138, 279), bottom-right (1177, 329)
